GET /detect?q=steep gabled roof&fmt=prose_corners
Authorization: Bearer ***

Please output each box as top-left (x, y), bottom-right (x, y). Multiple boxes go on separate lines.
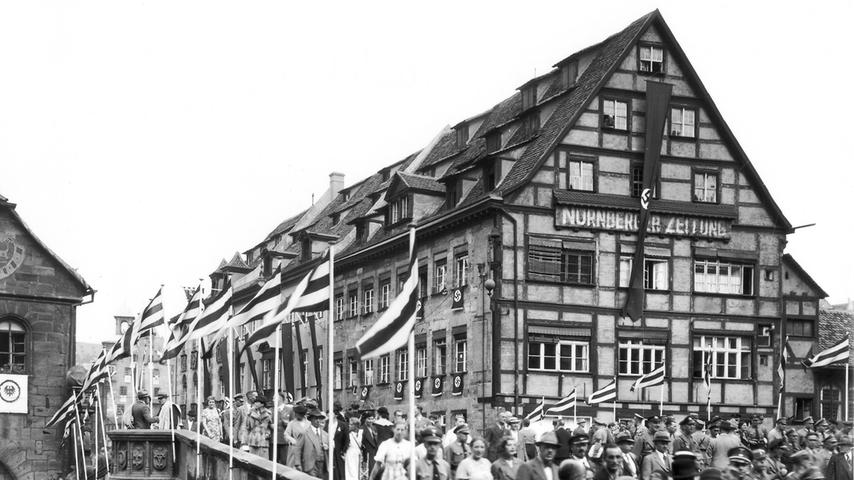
top-left (818, 309), bottom-right (853, 355)
top-left (783, 254), bottom-right (829, 298)
top-left (395, 171), bottom-right (445, 195)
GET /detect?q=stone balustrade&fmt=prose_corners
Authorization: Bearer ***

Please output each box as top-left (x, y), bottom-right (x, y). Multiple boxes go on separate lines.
top-left (108, 429), bottom-right (318, 480)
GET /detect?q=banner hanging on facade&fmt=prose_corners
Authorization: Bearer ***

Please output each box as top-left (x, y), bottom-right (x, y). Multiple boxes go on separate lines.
top-left (393, 381), bottom-right (405, 401)
top-left (451, 288), bottom-right (464, 311)
top-left (359, 385), bottom-right (371, 401)
top-left (431, 376), bottom-right (443, 397)
top-left (414, 377), bottom-right (424, 398)
top-left (0, 374), bottom-right (27, 414)
top-left (451, 373), bottom-right (464, 396)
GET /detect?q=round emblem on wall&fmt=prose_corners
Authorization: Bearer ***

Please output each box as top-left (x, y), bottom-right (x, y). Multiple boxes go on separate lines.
top-left (0, 236), bottom-right (26, 281)
top-left (361, 387), bottom-right (368, 397)
top-left (433, 377), bottom-right (441, 389)
top-left (0, 379), bottom-right (21, 403)
top-left (454, 376), bottom-right (461, 388)
top-left (453, 289), bottom-right (462, 302)
top-left (395, 382), bottom-right (402, 393)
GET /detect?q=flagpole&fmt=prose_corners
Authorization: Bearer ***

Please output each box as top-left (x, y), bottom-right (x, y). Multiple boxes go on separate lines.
top-left (659, 383), bottom-right (664, 416)
top-left (272, 323), bottom-right (281, 480)
top-left (166, 358), bottom-right (176, 462)
top-left (106, 369), bottom-right (119, 429)
top-left (407, 225), bottom-right (416, 480)
top-left (228, 323), bottom-right (235, 480)
top-left (327, 244), bottom-right (336, 480)
top-left (95, 385), bottom-right (111, 479)
top-left (72, 420), bottom-right (81, 480)
top-left (93, 388), bottom-right (99, 480)
top-left (845, 362), bottom-right (849, 421)
top-left (196, 340), bottom-right (202, 480)
top-left (72, 391), bottom-right (89, 480)
top-left (149, 331), bottom-right (155, 412)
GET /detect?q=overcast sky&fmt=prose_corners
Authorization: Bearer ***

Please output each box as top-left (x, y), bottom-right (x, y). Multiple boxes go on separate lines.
top-left (1, 1), bottom-right (851, 345)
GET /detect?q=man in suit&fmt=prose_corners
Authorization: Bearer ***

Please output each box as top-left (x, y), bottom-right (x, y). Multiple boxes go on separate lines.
top-left (709, 420), bottom-right (742, 469)
top-left (616, 431), bottom-right (639, 479)
top-left (131, 390), bottom-right (158, 429)
top-left (296, 408), bottom-right (329, 477)
top-left (361, 410), bottom-right (380, 474)
top-left (484, 411), bottom-right (511, 461)
top-left (518, 418), bottom-right (537, 462)
top-left (332, 402), bottom-right (350, 480)
top-left (595, 444), bottom-right (627, 480)
top-left (640, 431), bottom-right (672, 479)
top-left (826, 436), bottom-right (853, 480)
top-left (285, 404), bottom-right (309, 469)
top-left (516, 431), bottom-right (560, 480)
top-left (553, 418), bottom-right (572, 464)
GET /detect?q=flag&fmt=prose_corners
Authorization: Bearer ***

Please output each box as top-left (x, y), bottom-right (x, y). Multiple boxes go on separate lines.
top-left (546, 387), bottom-right (577, 415)
top-left (243, 252), bottom-right (330, 352)
top-left (451, 373), bottom-right (464, 396)
top-left (803, 336), bottom-right (849, 368)
top-left (778, 336), bottom-right (789, 394)
top-left (187, 282), bottom-right (232, 343)
top-left (587, 378), bottom-right (617, 405)
top-left (414, 378), bottom-right (424, 398)
top-left (45, 394), bottom-right (79, 428)
top-left (630, 364), bottom-right (665, 392)
top-left (219, 269), bottom-right (282, 338)
top-left (525, 398), bottom-right (544, 422)
top-left (703, 347), bottom-right (713, 391)
top-left (134, 286), bottom-right (165, 340)
top-left (160, 286), bottom-right (204, 362)
top-left (393, 381), bottom-right (405, 401)
top-left (106, 316), bottom-right (138, 365)
top-left (621, 81), bottom-right (673, 321)
top-left (431, 376), bottom-right (443, 397)
top-left (80, 350), bottom-right (110, 393)
top-left (451, 288), bottom-right (464, 310)
top-left (59, 414), bottom-right (77, 449)
top-left (356, 249), bottom-right (418, 360)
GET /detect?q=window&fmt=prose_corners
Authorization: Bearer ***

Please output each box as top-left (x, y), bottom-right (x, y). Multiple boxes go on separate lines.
top-left (486, 132), bottom-right (501, 153)
top-left (262, 358), bottom-right (272, 390)
top-left (603, 99), bottom-right (628, 130)
top-left (631, 165), bottom-right (644, 198)
top-left (619, 340), bottom-right (666, 376)
top-left (153, 369), bottom-right (160, 385)
top-left (416, 345), bottom-right (427, 377)
top-left (0, 319), bottom-right (26, 374)
top-left (336, 295), bottom-right (345, 321)
top-left (379, 280), bottom-right (391, 309)
top-left (418, 266), bottom-right (428, 299)
top-left (619, 257), bottom-right (669, 290)
top-left (521, 85), bottom-right (537, 110)
top-left (363, 286), bottom-right (374, 314)
top-left (454, 336), bottom-right (467, 373)
top-left (124, 367), bottom-right (132, 383)
top-left (190, 352), bottom-right (198, 370)
top-left (363, 360), bottom-right (374, 384)
top-left (694, 259), bottom-right (754, 295)
top-left (528, 340), bottom-right (589, 372)
top-left (434, 258), bottom-right (447, 293)
top-left (348, 290), bottom-right (359, 317)
top-left (389, 196), bottom-right (410, 225)
top-left (560, 62), bottom-right (578, 89)
top-left (334, 359), bottom-right (343, 389)
top-left (378, 355), bottom-right (390, 384)
top-left (639, 44), bottom-right (664, 74)
top-left (527, 238), bottom-right (594, 285)
top-left (671, 107), bottom-right (696, 138)
top-left (119, 386), bottom-right (128, 396)
top-left (568, 159), bottom-right (595, 191)
top-left (483, 160), bottom-right (498, 191)
top-left (455, 253), bottom-right (469, 288)
top-left (331, 212), bottom-right (340, 225)
top-left (795, 397), bottom-right (813, 420)
top-left (787, 318), bottom-right (815, 337)
top-left (180, 354), bottom-right (187, 373)
top-left (434, 337), bottom-right (447, 375)
top-left (693, 171), bottom-right (718, 203)
top-left (692, 336), bottom-right (752, 380)
top-left (456, 124), bottom-right (469, 148)
top-left (522, 112), bottom-right (540, 136)
top-left (821, 389), bottom-right (841, 421)
top-left (397, 349), bottom-right (408, 381)
top-left (446, 181), bottom-right (461, 208)
top-left (348, 358), bottom-right (358, 388)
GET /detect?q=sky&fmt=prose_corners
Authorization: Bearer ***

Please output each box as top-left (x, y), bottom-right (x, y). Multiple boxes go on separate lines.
top-left (0, 1), bottom-right (851, 344)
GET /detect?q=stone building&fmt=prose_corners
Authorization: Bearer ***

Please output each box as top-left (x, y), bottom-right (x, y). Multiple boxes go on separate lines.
top-left (0, 194), bottom-right (93, 479)
top-left (183, 10), bottom-right (837, 433)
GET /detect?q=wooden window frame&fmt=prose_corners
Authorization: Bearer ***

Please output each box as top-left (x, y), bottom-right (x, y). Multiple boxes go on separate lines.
top-left (637, 43), bottom-right (666, 75)
top-left (670, 105), bottom-right (698, 139)
top-left (691, 168), bottom-right (720, 204)
top-left (601, 97), bottom-right (630, 131)
top-left (527, 339), bottom-right (590, 373)
top-left (692, 335), bottom-right (753, 380)
top-left (566, 154), bottom-right (598, 193)
top-left (618, 339), bottom-right (666, 376)
top-left (693, 258), bottom-right (756, 297)
top-left (618, 255), bottom-right (671, 292)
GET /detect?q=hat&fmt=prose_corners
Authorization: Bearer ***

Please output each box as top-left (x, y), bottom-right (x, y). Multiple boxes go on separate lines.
top-left (672, 451), bottom-right (700, 479)
top-left (569, 432), bottom-right (589, 445)
top-left (421, 427), bottom-right (441, 443)
top-left (823, 435), bottom-right (838, 444)
top-left (616, 431), bottom-right (634, 445)
top-left (647, 415), bottom-right (662, 424)
top-left (307, 408), bottom-right (326, 419)
top-left (678, 416), bottom-right (696, 427)
top-left (592, 419), bottom-right (607, 426)
top-left (801, 466), bottom-right (825, 480)
top-left (377, 406), bottom-right (389, 416)
top-left (536, 431), bottom-right (561, 447)
top-left (802, 416), bottom-right (814, 423)
top-left (709, 415), bottom-right (722, 425)
top-left (293, 404), bottom-right (308, 415)
top-left (653, 431), bottom-right (671, 443)
top-left (720, 419), bottom-right (736, 431)
top-left (633, 413), bottom-right (645, 420)
top-left (694, 418), bottom-right (705, 428)
top-left (806, 432), bottom-right (819, 440)
top-left (838, 436), bottom-right (853, 447)
top-left (254, 395), bottom-right (268, 404)
top-left (727, 446), bottom-right (752, 465)
top-left (699, 468), bottom-right (723, 480)
top-left (137, 389), bottom-right (150, 399)
top-left (453, 424), bottom-right (471, 435)
top-left (509, 417), bottom-right (520, 425)
top-left (751, 449), bottom-right (767, 461)
top-left (155, 392), bottom-right (169, 400)
top-left (815, 418), bottom-right (828, 427)
top-left (775, 416), bottom-right (787, 424)
top-left (767, 438), bottom-right (785, 450)
top-left (234, 394), bottom-right (244, 400)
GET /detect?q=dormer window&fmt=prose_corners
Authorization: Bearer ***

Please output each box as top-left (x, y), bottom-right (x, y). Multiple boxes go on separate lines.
top-left (356, 222), bottom-right (367, 243)
top-left (331, 212), bottom-right (341, 225)
top-left (301, 236), bottom-right (312, 260)
top-left (639, 44), bottom-right (664, 74)
top-left (602, 99), bottom-right (628, 131)
top-left (561, 61), bottom-right (578, 89)
top-left (523, 112), bottom-right (540, 137)
top-left (446, 180), bottom-right (461, 208)
top-left (388, 195), bottom-right (410, 225)
top-left (483, 159), bottom-right (498, 191)
top-left (342, 190), bottom-right (351, 202)
top-left (456, 124), bottom-right (469, 149)
top-left (521, 85), bottom-right (537, 111)
top-left (486, 132), bottom-right (501, 154)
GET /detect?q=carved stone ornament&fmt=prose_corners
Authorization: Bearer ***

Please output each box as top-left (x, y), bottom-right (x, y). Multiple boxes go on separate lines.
top-left (117, 449), bottom-right (127, 470)
top-left (152, 446), bottom-right (168, 471)
top-left (132, 446), bottom-right (144, 470)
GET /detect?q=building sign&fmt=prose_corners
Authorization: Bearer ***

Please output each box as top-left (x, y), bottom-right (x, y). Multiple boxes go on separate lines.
top-left (0, 236), bottom-right (26, 280)
top-left (556, 206), bottom-right (731, 240)
top-left (0, 374), bottom-right (27, 413)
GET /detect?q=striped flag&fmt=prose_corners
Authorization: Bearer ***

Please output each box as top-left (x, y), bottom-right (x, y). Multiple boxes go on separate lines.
top-left (186, 282), bottom-right (232, 343)
top-left (587, 378), bottom-right (617, 405)
top-left (803, 336), bottom-right (849, 368)
top-left (45, 394), bottom-right (79, 428)
top-left (160, 286), bottom-right (204, 362)
top-left (134, 287), bottom-right (165, 341)
top-left (355, 249), bottom-right (418, 360)
top-left (243, 252), bottom-right (330, 351)
top-left (59, 414), bottom-right (77, 448)
top-left (224, 269), bottom-right (282, 332)
top-left (777, 336), bottom-right (789, 394)
top-left (80, 350), bottom-right (110, 393)
top-left (630, 364), bottom-right (665, 392)
top-left (525, 397), bottom-right (544, 422)
top-left (546, 387), bottom-right (577, 415)
top-left (106, 316), bottom-right (138, 365)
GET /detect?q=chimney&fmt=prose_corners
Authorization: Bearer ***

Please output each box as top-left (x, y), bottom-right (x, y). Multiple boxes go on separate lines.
top-left (329, 172), bottom-right (345, 199)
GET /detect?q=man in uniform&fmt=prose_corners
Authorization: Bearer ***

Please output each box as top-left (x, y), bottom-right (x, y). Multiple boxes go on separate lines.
top-left (751, 449), bottom-right (771, 480)
top-left (673, 416), bottom-right (701, 460)
top-left (725, 446), bottom-right (754, 480)
top-left (825, 436), bottom-right (853, 480)
top-left (415, 428), bottom-right (451, 480)
top-left (633, 415), bottom-right (661, 461)
top-left (764, 439), bottom-right (788, 480)
top-left (767, 418), bottom-right (788, 446)
top-left (815, 435), bottom-right (838, 472)
top-left (796, 417), bottom-right (814, 446)
top-left (568, 431), bottom-right (593, 476)
top-left (743, 415), bottom-right (768, 450)
top-left (710, 420), bottom-right (743, 469)
top-left (443, 423), bottom-right (471, 474)
top-left (131, 390), bottom-right (158, 429)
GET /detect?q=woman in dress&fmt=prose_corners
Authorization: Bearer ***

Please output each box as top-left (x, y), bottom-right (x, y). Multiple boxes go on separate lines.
top-left (345, 416), bottom-right (363, 480)
top-left (456, 438), bottom-right (493, 480)
top-left (200, 396), bottom-right (223, 442)
top-left (491, 437), bottom-right (521, 480)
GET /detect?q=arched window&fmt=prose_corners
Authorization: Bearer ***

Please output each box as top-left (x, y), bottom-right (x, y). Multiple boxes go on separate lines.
top-left (0, 318), bottom-right (26, 374)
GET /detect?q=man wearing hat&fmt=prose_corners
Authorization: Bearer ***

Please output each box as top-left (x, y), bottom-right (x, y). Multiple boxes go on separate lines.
top-left (131, 390), bottom-right (159, 429)
top-left (796, 417), bottom-right (815, 446)
top-left (615, 431), bottom-right (639, 479)
top-left (673, 417), bottom-right (701, 462)
top-left (641, 430), bottom-right (672, 478)
top-left (765, 439), bottom-right (788, 480)
top-left (825, 436), bottom-right (853, 480)
top-left (633, 415), bottom-right (662, 460)
top-left (767, 418), bottom-right (788, 446)
top-left (784, 450), bottom-right (812, 480)
top-left (671, 451), bottom-right (700, 480)
top-left (415, 427), bottom-right (451, 480)
top-left (750, 449), bottom-right (771, 480)
top-left (725, 446), bottom-right (753, 480)
top-left (553, 418), bottom-right (572, 464)
top-left (744, 415), bottom-right (769, 451)
top-left (155, 393), bottom-right (182, 431)
top-left (295, 408), bottom-right (328, 477)
top-left (444, 423), bottom-right (472, 474)
top-left (516, 431), bottom-right (560, 480)
top-left (710, 420), bottom-right (743, 468)
top-left (568, 430), bottom-right (593, 475)
top-left (285, 403), bottom-right (310, 469)
top-left (816, 435), bottom-right (838, 472)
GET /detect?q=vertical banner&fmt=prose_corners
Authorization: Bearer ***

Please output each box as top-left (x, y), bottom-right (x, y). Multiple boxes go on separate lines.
top-left (282, 321), bottom-right (295, 398)
top-left (307, 314), bottom-right (322, 407)
top-left (451, 373), bottom-right (464, 396)
top-left (451, 288), bottom-right (464, 311)
top-left (414, 378), bottom-right (424, 399)
top-left (393, 381), bottom-right (405, 401)
top-left (359, 386), bottom-right (370, 402)
top-left (294, 318), bottom-right (306, 397)
top-left (621, 81), bottom-right (673, 322)
top-left (431, 376), bottom-right (444, 397)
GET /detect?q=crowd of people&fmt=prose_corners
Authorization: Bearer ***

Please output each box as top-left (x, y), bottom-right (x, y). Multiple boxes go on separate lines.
top-left (125, 389), bottom-right (854, 480)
